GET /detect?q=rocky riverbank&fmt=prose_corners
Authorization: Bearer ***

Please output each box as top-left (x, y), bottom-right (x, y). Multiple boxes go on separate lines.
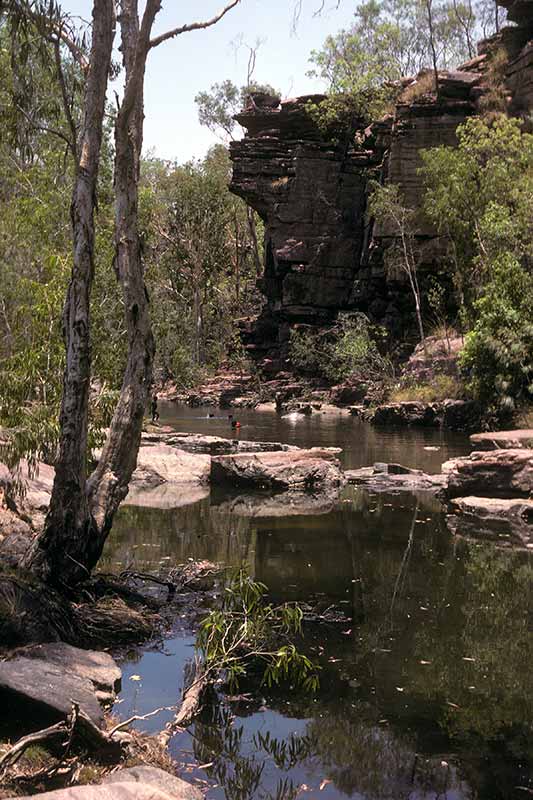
top-left (1, 423), bottom-right (531, 798)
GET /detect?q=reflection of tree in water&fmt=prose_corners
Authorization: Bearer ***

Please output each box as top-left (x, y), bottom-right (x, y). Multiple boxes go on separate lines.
top-left (305, 700), bottom-right (468, 799)
top-left (190, 696), bottom-right (470, 800)
top-left (191, 703), bottom-right (313, 800)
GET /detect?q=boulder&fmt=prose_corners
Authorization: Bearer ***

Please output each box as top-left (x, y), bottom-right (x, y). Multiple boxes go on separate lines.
top-left (0, 656), bottom-right (105, 731)
top-left (210, 448), bottom-right (345, 492)
top-left (12, 643), bottom-right (121, 701)
top-left (131, 445), bottom-right (210, 488)
top-left (469, 429), bottom-right (533, 451)
top-left (329, 380), bottom-right (368, 406)
top-left (346, 463), bottom-right (447, 493)
top-left (9, 766), bottom-right (202, 800)
top-left (442, 449), bottom-right (533, 498)
top-left (403, 334), bottom-right (463, 381)
top-left (446, 496), bottom-right (533, 547)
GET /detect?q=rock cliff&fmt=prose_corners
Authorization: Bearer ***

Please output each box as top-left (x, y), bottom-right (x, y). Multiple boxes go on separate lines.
top-left (229, 4), bottom-right (533, 375)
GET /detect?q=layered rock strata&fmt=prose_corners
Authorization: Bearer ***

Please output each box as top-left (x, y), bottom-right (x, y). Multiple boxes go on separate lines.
top-left (230, 5), bottom-right (533, 374)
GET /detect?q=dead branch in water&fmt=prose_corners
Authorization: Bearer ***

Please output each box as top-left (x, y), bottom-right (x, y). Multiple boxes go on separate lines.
top-left (158, 667), bottom-right (210, 748)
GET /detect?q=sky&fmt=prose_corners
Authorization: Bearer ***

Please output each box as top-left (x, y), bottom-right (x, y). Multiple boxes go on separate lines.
top-left (61, 0), bottom-right (356, 163)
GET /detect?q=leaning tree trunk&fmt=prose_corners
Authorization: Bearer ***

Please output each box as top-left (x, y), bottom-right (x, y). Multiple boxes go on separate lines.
top-left (87, 0), bottom-right (156, 547)
top-left (23, 0), bottom-right (116, 585)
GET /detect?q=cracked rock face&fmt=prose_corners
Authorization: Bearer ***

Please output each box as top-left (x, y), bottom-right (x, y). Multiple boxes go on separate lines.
top-left (230, 91), bottom-right (478, 368)
top-left (230, 3), bottom-right (533, 373)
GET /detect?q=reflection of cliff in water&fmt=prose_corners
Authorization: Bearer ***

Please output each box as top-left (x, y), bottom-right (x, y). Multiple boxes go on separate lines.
top-left (107, 486), bottom-right (533, 799)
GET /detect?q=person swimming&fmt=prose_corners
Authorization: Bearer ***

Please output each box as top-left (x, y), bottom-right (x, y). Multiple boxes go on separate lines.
top-left (230, 419), bottom-right (241, 429)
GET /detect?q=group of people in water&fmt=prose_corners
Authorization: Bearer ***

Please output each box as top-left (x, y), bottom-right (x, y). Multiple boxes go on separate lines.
top-left (151, 394), bottom-right (241, 430)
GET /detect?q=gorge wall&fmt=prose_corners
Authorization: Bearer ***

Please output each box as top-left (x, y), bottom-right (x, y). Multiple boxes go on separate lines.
top-left (229, 2), bottom-right (533, 375)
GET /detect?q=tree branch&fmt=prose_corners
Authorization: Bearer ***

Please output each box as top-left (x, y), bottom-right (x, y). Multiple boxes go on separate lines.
top-left (53, 34), bottom-right (78, 159)
top-left (149, 0), bottom-right (241, 49)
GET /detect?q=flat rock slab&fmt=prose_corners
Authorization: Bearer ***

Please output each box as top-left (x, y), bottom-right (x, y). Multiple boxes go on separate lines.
top-left (447, 496), bottom-right (533, 547)
top-left (10, 766), bottom-right (202, 800)
top-left (132, 445), bottom-right (211, 488)
top-left (141, 431), bottom-right (297, 455)
top-left (470, 429), bottom-right (533, 451)
top-left (0, 657), bottom-right (105, 730)
top-left (443, 448), bottom-right (533, 498)
top-left (210, 448), bottom-right (344, 491)
top-left (12, 643), bottom-right (121, 695)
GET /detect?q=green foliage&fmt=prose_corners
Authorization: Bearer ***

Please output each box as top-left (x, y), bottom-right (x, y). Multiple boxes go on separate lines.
top-left (421, 114), bottom-right (533, 414)
top-left (421, 114), bottom-right (533, 318)
top-left (308, 0), bottom-right (490, 95)
top-left (142, 145), bottom-right (261, 384)
top-left (195, 79), bottom-right (279, 141)
top-left (0, 36), bottom-right (123, 469)
top-left (459, 254), bottom-right (533, 414)
top-left (197, 569), bottom-right (320, 693)
top-left (306, 88), bottom-right (395, 141)
top-left (290, 313), bottom-right (392, 384)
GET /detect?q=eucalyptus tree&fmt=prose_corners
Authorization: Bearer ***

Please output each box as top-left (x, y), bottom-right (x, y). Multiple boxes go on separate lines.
top-left (1, 0), bottom-right (244, 587)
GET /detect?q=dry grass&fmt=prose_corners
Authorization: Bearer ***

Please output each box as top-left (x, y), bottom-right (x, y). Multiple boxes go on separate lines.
top-left (478, 47), bottom-right (509, 118)
top-left (400, 72), bottom-right (436, 104)
top-left (390, 374), bottom-right (465, 403)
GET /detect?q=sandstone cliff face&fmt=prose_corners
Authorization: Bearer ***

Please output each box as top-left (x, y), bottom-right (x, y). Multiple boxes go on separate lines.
top-left (229, 7), bottom-right (533, 374)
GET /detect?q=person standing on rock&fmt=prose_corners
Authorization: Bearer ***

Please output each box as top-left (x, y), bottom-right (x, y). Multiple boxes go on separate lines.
top-left (151, 394), bottom-right (160, 423)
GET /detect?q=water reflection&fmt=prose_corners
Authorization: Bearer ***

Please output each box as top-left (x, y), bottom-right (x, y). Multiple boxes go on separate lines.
top-left (105, 485), bottom-right (533, 799)
top-left (103, 411), bottom-right (533, 799)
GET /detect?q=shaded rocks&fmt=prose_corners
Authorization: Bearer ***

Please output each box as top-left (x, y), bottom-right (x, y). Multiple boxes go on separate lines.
top-left (447, 496), bottom-right (533, 547)
top-left (210, 448), bottom-right (345, 492)
top-left (372, 402), bottom-right (440, 427)
top-left (10, 766), bottom-right (202, 800)
top-left (329, 379), bottom-right (368, 406)
top-left (370, 399), bottom-right (480, 431)
top-left (443, 448), bottom-right (533, 499)
top-left (346, 462), bottom-right (447, 493)
top-left (441, 399), bottom-right (481, 431)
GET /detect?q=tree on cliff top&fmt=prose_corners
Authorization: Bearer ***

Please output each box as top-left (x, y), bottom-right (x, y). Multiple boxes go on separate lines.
top-left (308, 0), bottom-right (504, 97)
top-left (2, 0), bottom-right (243, 588)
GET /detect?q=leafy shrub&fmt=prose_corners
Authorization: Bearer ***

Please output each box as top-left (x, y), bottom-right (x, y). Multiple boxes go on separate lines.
top-left (289, 313), bottom-right (393, 384)
top-left (459, 255), bottom-right (533, 415)
top-left (197, 569), bottom-right (319, 693)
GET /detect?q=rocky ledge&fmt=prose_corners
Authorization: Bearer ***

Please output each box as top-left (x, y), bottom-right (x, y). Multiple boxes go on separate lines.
top-left (447, 496), bottom-right (533, 547)
top-left (442, 448), bottom-right (533, 499)
top-left (210, 448), bottom-right (345, 492)
top-left (10, 766), bottom-right (202, 800)
top-left (441, 433), bottom-right (533, 545)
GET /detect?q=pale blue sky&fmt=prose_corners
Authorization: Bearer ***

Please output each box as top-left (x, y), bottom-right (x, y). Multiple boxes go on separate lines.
top-left (62, 1), bottom-right (355, 162)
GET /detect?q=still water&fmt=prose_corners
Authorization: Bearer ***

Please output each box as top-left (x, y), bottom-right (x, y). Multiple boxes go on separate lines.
top-left (103, 404), bottom-right (533, 800)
